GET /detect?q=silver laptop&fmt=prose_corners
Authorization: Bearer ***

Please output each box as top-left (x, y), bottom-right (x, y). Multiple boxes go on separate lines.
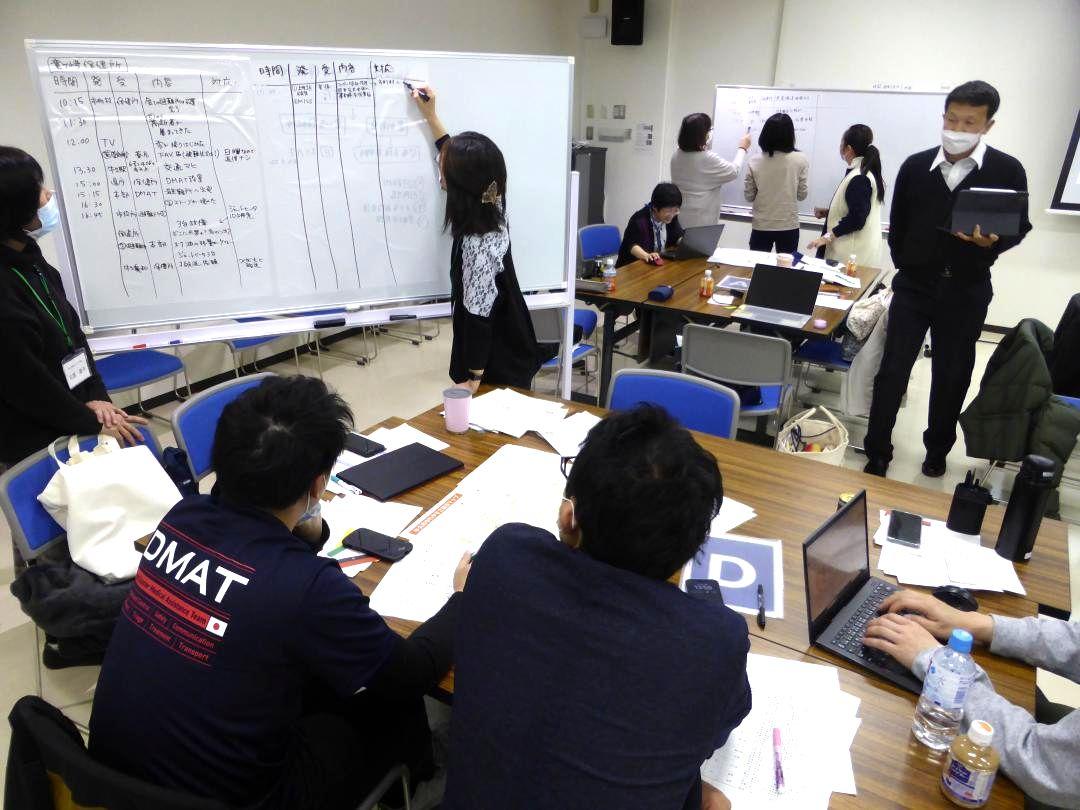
top-left (662, 224), bottom-right (725, 260)
top-left (737, 264), bottom-right (822, 329)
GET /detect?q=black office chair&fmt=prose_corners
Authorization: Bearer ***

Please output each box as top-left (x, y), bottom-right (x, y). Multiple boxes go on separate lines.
top-left (5, 696), bottom-right (411, 810)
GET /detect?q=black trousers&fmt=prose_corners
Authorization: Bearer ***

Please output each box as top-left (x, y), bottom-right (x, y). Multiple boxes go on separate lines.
top-left (749, 228), bottom-right (800, 254)
top-left (257, 690), bottom-right (433, 810)
top-left (864, 271), bottom-right (992, 463)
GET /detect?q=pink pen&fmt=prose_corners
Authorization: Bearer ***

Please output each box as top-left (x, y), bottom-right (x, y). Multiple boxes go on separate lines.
top-left (772, 727), bottom-right (785, 791)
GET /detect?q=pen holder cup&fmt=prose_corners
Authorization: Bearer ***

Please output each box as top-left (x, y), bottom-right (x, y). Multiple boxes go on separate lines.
top-left (946, 483), bottom-right (993, 535)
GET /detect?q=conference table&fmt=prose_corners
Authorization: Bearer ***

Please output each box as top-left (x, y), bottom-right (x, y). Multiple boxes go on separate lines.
top-left (350, 391), bottom-right (1071, 808)
top-left (574, 256), bottom-right (882, 405)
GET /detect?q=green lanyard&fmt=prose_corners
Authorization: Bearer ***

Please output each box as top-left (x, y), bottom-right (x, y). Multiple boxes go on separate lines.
top-left (9, 266), bottom-right (73, 349)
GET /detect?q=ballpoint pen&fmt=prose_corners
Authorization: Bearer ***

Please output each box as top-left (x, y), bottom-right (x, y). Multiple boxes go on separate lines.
top-left (773, 727), bottom-right (785, 791)
top-left (756, 583), bottom-right (766, 629)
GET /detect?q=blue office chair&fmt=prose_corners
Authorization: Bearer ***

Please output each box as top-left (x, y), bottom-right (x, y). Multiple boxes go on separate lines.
top-left (96, 349), bottom-right (191, 422)
top-left (171, 373), bottom-right (274, 482)
top-left (574, 308), bottom-right (598, 340)
top-left (607, 368), bottom-right (741, 440)
top-left (792, 337), bottom-right (852, 403)
top-left (227, 317), bottom-right (301, 378)
top-left (532, 309), bottom-right (598, 393)
top-left (579, 224), bottom-right (621, 265)
top-left (0, 426), bottom-right (162, 566)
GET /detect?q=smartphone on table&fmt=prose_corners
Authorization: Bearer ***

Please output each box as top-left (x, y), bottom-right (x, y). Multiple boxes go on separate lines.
top-left (886, 510), bottom-right (923, 548)
top-left (343, 528), bottom-right (413, 562)
top-left (345, 432), bottom-right (386, 458)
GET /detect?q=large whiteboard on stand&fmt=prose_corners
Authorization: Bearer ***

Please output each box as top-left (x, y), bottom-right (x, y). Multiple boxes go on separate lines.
top-left (26, 40), bottom-right (573, 330)
top-left (712, 85), bottom-right (946, 224)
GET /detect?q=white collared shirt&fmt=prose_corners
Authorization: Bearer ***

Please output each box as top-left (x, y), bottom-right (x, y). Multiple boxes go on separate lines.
top-left (930, 138), bottom-right (987, 191)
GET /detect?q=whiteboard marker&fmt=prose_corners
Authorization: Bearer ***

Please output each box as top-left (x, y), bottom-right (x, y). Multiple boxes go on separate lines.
top-left (403, 80), bottom-right (429, 101)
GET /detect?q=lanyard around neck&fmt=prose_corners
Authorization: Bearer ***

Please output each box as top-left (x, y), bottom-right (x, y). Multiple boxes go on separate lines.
top-left (9, 266), bottom-right (72, 348)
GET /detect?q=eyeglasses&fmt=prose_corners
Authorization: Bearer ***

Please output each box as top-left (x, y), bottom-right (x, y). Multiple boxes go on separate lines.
top-left (560, 455), bottom-right (576, 479)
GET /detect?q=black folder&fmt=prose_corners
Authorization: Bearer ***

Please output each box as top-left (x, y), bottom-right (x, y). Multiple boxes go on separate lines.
top-left (336, 442), bottom-right (464, 501)
top-left (950, 188), bottom-right (1028, 237)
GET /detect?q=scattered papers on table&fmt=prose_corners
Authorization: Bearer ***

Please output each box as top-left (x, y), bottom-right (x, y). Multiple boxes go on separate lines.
top-left (708, 247), bottom-right (781, 268)
top-left (370, 445), bottom-right (566, 622)
top-left (536, 410), bottom-right (602, 458)
top-left (316, 493), bottom-right (423, 577)
top-left (702, 654), bottom-right (860, 809)
top-left (468, 388), bottom-right (569, 438)
top-left (814, 295), bottom-right (854, 311)
top-left (798, 256), bottom-right (862, 288)
top-left (874, 510), bottom-right (1026, 594)
top-left (682, 533), bottom-right (783, 619)
top-left (710, 293), bottom-right (736, 306)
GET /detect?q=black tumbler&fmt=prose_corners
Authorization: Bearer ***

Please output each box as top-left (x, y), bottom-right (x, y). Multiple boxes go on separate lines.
top-left (994, 455), bottom-right (1058, 562)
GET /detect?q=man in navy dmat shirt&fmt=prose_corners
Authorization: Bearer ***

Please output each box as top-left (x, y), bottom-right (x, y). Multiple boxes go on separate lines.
top-left (443, 405), bottom-right (752, 810)
top-left (89, 376), bottom-right (471, 809)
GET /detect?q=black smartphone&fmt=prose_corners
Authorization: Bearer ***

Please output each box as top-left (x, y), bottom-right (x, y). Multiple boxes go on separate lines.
top-left (343, 528), bottom-right (413, 562)
top-left (345, 432), bottom-right (386, 458)
top-left (685, 579), bottom-right (725, 605)
top-left (887, 510), bottom-right (923, 548)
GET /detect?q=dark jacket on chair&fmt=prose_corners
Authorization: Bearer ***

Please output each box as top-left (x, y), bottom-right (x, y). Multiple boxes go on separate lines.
top-left (960, 319), bottom-right (1080, 514)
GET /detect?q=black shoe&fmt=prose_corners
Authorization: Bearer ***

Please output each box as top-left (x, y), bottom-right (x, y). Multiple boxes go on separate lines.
top-left (921, 454), bottom-right (947, 478)
top-left (863, 457), bottom-right (888, 477)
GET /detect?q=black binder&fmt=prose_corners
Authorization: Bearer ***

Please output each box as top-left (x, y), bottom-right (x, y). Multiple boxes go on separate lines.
top-left (950, 187), bottom-right (1028, 236)
top-left (337, 442), bottom-right (463, 501)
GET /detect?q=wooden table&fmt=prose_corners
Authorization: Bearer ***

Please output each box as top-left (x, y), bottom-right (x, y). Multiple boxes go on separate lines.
top-left (575, 257), bottom-right (882, 404)
top-left (351, 394), bottom-right (1069, 807)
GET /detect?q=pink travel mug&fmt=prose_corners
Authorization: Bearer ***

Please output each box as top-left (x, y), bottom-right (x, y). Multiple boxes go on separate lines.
top-left (443, 388), bottom-right (471, 434)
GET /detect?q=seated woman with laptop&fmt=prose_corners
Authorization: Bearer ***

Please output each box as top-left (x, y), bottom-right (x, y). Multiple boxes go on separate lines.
top-left (616, 182), bottom-right (686, 267)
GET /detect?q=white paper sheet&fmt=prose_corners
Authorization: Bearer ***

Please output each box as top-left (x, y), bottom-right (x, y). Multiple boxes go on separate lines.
top-left (711, 498), bottom-right (757, 536)
top-left (814, 294), bottom-right (854, 311)
top-left (702, 654), bottom-right (861, 808)
top-left (536, 410), bottom-right (602, 457)
top-left (468, 388), bottom-right (568, 438)
top-left (708, 247), bottom-right (782, 268)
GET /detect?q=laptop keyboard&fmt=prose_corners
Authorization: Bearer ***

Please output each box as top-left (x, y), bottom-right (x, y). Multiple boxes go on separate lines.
top-left (829, 581), bottom-right (899, 667)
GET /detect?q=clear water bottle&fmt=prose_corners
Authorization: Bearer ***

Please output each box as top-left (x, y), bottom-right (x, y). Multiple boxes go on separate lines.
top-left (913, 629), bottom-right (976, 750)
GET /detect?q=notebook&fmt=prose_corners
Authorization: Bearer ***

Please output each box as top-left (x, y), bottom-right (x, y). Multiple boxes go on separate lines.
top-left (336, 442), bottom-right (463, 501)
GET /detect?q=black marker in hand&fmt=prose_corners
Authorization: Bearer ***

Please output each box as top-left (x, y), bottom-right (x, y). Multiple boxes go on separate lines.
top-left (403, 80), bottom-right (430, 101)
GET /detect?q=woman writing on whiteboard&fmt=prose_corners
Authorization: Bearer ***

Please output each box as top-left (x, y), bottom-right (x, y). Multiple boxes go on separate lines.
top-left (410, 85), bottom-right (540, 394)
top-left (669, 113), bottom-right (751, 227)
top-left (743, 113), bottom-right (809, 254)
top-left (805, 124), bottom-right (884, 268)
top-left (0, 146), bottom-right (146, 468)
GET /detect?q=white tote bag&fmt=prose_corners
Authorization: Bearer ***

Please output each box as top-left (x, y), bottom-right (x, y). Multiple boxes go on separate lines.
top-left (37, 435), bottom-right (182, 582)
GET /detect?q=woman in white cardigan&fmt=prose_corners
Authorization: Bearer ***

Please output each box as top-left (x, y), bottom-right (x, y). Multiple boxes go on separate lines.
top-left (669, 113), bottom-right (751, 228)
top-left (806, 124), bottom-right (884, 268)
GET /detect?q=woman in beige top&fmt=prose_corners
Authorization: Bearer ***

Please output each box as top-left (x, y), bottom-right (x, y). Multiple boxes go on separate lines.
top-left (743, 113), bottom-right (809, 254)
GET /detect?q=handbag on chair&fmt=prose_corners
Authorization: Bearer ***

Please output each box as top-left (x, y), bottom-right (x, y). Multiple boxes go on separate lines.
top-left (37, 435), bottom-right (182, 582)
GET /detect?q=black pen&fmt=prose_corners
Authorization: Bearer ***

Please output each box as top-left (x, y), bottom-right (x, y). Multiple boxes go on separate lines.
top-left (402, 80), bottom-right (429, 101)
top-left (756, 584), bottom-right (766, 629)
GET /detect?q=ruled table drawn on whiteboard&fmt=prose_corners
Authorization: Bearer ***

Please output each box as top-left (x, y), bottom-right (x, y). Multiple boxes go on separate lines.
top-left (29, 42), bottom-right (572, 330)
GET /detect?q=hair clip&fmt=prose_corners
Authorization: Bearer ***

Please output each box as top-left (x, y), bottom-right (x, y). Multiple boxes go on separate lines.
top-left (481, 180), bottom-right (499, 205)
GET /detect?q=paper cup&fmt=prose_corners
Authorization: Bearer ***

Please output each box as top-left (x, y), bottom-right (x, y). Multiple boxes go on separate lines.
top-left (443, 388), bottom-right (471, 434)
top-left (776, 253), bottom-right (793, 267)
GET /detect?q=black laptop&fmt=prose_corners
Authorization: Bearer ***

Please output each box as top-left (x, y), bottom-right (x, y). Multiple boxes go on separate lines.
top-left (802, 490), bottom-right (923, 694)
top-left (662, 224), bottom-right (725, 260)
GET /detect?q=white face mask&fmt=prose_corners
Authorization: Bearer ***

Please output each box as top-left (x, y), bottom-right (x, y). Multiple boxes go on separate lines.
top-left (25, 194), bottom-right (61, 240)
top-left (942, 129), bottom-right (981, 155)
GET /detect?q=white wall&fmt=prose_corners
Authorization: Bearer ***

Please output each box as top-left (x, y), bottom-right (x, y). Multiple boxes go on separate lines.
top-left (1, 0), bottom-right (574, 401)
top-left (571, 0), bottom-right (1080, 328)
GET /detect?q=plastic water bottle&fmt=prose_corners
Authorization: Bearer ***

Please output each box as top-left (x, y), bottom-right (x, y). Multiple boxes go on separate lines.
top-left (912, 629), bottom-right (976, 750)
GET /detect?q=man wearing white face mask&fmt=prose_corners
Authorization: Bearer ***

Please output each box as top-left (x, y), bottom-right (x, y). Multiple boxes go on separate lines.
top-left (863, 81), bottom-right (1031, 479)
top-left (0, 146), bottom-right (147, 469)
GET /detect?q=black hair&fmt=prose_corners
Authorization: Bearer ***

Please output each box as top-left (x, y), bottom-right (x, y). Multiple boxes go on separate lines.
top-left (758, 113), bottom-right (796, 156)
top-left (945, 80), bottom-right (1000, 119)
top-left (677, 113), bottom-right (712, 152)
top-left (565, 404), bottom-right (723, 580)
top-left (0, 146), bottom-right (45, 240)
top-left (441, 131), bottom-right (507, 238)
top-left (650, 182), bottom-right (682, 210)
top-left (212, 375), bottom-right (353, 511)
top-left (842, 124), bottom-right (885, 202)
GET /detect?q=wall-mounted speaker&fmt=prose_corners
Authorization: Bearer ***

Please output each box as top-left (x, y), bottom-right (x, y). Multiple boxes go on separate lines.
top-left (611, 0), bottom-right (644, 46)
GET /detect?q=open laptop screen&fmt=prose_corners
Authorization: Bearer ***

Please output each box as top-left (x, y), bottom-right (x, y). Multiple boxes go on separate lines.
top-left (746, 264), bottom-right (822, 314)
top-left (803, 490), bottom-right (870, 640)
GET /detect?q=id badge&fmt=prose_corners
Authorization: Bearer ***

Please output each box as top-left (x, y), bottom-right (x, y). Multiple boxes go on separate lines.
top-left (61, 349), bottom-right (92, 389)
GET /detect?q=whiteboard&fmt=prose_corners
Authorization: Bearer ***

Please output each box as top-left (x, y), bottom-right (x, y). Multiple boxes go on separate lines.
top-left (1051, 109), bottom-right (1080, 213)
top-left (712, 86), bottom-right (946, 224)
top-left (26, 40), bottom-right (573, 330)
